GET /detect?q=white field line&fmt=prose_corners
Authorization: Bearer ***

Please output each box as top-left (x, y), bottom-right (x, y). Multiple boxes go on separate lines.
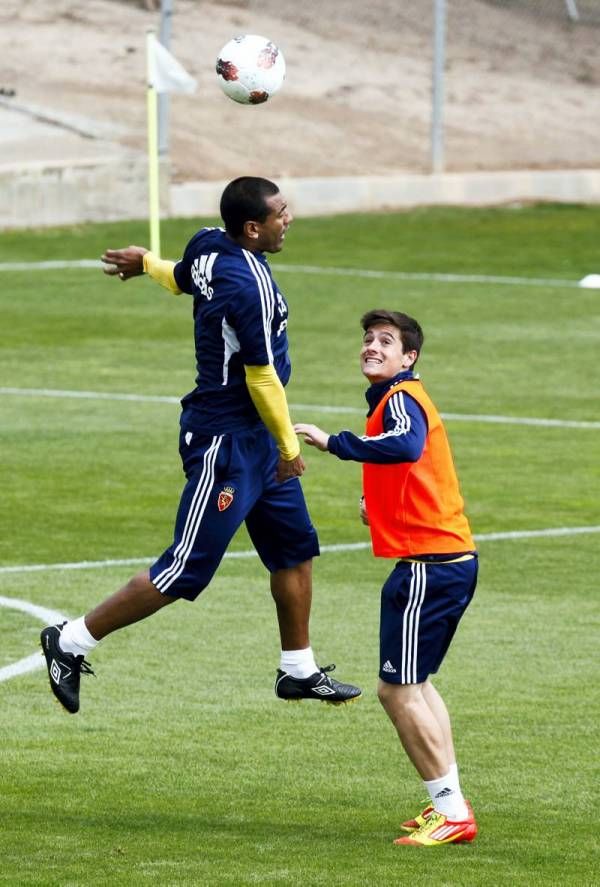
top-left (0, 595), bottom-right (67, 683)
top-left (0, 258), bottom-right (582, 289)
top-left (0, 259), bottom-right (101, 271)
top-left (1, 386), bottom-right (598, 429)
top-left (272, 263), bottom-right (582, 289)
top-left (0, 386), bottom-right (180, 404)
top-left (1, 526), bottom-right (599, 578)
top-left (2, 525), bottom-right (599, 684)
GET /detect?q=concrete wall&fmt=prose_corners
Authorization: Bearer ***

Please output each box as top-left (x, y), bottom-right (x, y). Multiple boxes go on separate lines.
top-left (0, 155), bottom-right (152, 229)
top-left (1, 161), bottom-right (599, 230)
top-left (171, 169), bottom-right (600, 219)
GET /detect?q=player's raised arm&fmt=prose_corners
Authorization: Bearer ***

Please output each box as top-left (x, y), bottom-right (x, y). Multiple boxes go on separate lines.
top-left (101, 245), bottom-right (147, 280)
top-left (101, 246), bottom-right (182, 294)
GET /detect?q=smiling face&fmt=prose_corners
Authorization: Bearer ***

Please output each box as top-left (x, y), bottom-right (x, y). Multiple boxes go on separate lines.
top-left (360, 323), bottom-right (418, 383)
top-left (252, 192), bottom-right (293, 253)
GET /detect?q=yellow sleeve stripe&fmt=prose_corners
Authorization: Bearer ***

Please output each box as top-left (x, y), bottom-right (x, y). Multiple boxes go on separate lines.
top-left (142, 251), bottom-right (182, 294)
top-left (244, 364), bottom-right (300, 461)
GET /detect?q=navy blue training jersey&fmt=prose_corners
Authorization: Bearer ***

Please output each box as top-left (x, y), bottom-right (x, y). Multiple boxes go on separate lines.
top-left (173, 227), bottom-right (291, 434)
top-left (327, 371), bottom-right (428, 464)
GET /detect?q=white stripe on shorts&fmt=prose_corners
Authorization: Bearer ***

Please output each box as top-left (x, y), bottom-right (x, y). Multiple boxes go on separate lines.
top-left (401, 561), bottom-right (426, 683)
top-left (153, 434), bottom-right (223, 592)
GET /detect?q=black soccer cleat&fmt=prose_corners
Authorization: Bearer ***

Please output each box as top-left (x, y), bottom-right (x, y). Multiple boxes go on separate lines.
top-left (275, 664), bottom-right (361, 705)
top-left (40, 623), bottom-right (95, 714)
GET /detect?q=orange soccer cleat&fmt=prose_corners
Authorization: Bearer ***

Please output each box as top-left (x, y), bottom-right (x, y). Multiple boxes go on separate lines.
top-left (394, 807), bottom-right (477, 846)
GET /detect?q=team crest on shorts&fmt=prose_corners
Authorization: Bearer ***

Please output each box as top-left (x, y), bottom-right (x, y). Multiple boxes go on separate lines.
top-left (217, 486), bottom-right (235, 512)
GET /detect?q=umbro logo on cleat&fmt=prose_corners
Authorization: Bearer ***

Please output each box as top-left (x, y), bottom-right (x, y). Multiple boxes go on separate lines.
top-left (382, 660), bottom-right (397, 673)
top-left (312, 685), bottom-right (337, 696)
top-left (50, 658), bottom-right (71, 685)
top-left (274, 665), bottom-right (361, 704)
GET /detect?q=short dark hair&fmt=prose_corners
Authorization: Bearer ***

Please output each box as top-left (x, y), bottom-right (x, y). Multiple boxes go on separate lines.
top-left (219, 176), bottom-right (280, 237)
top-left (360, 309), bottom-right (424, 365)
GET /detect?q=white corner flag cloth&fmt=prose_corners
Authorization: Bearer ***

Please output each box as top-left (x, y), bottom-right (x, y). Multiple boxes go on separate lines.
top-left (149, 35), bottom-right (197, 94)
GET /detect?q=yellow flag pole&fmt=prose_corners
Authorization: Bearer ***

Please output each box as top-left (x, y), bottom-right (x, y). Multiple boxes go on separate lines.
top-left (146, 30), bottom-right (161, 257)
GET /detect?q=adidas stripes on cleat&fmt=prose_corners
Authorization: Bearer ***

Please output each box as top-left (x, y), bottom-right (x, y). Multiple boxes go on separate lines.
top-left (40, 623), bottom-right (95, 714)
top-left (401, 798), bottom-right (473, 834)
top-left (275, 664), bottom-right (361, 704)
top-left (394, 808), bottom-right (478, 846)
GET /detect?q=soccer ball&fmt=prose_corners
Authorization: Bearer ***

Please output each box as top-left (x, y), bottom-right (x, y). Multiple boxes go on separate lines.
top-left (216, 35), bottom-right (285, 105)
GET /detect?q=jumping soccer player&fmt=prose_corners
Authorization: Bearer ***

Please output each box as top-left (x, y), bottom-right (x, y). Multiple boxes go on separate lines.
top-left (41, 176), bottom-right (361, 714)
top-left (295, 309), bottom-right (478, 847)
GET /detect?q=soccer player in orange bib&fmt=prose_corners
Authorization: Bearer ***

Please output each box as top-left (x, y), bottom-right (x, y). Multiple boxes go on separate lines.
top-left (295, 309), bottom-right (479, 847)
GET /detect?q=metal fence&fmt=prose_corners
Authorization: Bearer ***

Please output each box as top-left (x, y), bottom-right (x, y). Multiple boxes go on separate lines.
top-left (484, 0), bottom-right (600, 24)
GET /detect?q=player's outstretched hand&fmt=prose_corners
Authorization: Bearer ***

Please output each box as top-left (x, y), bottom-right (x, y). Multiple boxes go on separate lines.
top-left (101, 246), bottom-right (148, 281)
top-left (275, 453), bottom-right (305, 483)
top-left (294, 423), bottom-right (330, 452)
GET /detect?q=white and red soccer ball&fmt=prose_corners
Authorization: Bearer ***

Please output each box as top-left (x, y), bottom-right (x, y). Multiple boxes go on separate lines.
top-left (216, 35), bottom-right (285, 105)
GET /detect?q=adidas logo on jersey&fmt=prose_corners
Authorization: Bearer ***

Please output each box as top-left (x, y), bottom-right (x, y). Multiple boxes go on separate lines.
top-left (382, 660), bottom-right (397, 673)
top-left (191, 253), bottom-right (218, 300)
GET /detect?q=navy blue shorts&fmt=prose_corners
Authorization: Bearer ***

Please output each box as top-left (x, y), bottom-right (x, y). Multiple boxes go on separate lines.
top-left (379, 556), bottom-right (478, 684)
top-left (150, 426), bottom-right (320, 601)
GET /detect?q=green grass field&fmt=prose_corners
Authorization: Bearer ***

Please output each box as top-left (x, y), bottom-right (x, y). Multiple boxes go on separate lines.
top-left (1, 205), bottom-right (599, 885)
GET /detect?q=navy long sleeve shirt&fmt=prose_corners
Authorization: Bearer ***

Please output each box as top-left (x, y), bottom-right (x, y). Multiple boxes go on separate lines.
top-left (327, 371), bottom-right (428, 464)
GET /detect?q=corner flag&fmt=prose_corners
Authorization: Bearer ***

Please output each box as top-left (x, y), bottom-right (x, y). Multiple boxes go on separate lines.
top-left (146, 32), bottom-right (197, 256)
top-left (149, 36), bottom-right (197, 95)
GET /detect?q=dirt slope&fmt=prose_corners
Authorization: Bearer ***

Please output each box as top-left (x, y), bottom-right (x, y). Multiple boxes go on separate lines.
top-left (1, 0), bottom-right (599, 181)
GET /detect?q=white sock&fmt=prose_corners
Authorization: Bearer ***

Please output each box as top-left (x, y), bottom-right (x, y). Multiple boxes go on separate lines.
top-left (58, 617), bottom-right (99, 657)
top-left (280, 647), bottom-right (318, 679)
top-left (424, 770), bottom-right (469, 820)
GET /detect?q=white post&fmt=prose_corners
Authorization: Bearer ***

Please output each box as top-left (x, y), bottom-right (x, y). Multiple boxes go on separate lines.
top-left (431, 0), bottom-right (446, 174)
top-left (158, 0), bottom-right (173, 156)
top-left (565, 0), bottom-right (580, 21)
